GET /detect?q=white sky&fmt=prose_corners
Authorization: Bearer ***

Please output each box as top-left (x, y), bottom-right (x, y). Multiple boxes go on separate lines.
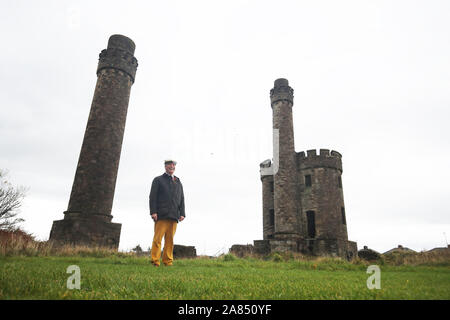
top-left (1, 0), bottom-right (449, 255)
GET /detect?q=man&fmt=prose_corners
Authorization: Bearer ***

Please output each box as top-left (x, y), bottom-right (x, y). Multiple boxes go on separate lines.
top-left (149, 159), bottom-right (185, 266)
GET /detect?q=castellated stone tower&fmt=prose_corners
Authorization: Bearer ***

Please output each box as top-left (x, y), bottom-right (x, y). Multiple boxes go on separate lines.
top-left (254, 79), bottom-right (357, 259)
top-left (49, 35), bottom-right (138, 249)
top-left (271, 79), bottom-right (302, 248)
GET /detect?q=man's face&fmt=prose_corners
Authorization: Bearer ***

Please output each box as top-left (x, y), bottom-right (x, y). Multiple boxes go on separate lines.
top-left (165, 162), bottom-right (176, 175)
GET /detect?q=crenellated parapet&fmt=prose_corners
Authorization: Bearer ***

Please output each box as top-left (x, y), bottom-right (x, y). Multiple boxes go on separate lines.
top-left (297, 148), bottom-right (343, 172)
top-left (97, 35), bottom-right (138, 83)
top-left (259, 159), bottom-right (273, 178)
top-left (270, 78), bottom-right (294, 106)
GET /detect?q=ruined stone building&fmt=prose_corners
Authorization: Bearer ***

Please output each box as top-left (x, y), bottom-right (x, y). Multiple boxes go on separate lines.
top-left (253, 79), bottom-right (357, 259)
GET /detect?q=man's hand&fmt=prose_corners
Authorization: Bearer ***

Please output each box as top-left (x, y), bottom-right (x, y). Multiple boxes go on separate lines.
top-left (179, 216), bottom-right (185, 222)
top-left (151, 213), bottom-right (158, 221)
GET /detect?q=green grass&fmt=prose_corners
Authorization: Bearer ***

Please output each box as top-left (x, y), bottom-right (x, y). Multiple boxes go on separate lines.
top-left (1, 254), bottom-right (449, 300)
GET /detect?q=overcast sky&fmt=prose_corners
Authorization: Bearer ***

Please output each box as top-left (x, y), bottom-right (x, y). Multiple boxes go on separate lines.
top-left (1, 0), bottom-right (449, 255)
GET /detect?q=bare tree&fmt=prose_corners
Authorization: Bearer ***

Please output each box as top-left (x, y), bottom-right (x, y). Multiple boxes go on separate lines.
top-left (0, 169), bottom-right (27, 230)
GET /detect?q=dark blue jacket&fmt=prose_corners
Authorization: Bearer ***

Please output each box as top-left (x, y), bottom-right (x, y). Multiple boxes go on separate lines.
top-left (149, 173), bottom-right (185, 222)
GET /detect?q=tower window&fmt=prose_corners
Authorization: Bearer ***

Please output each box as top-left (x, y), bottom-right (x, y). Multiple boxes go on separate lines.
top-left (338, 176), bottom-right (342, 188)
top-left (306, 210), bottom-right (316, 238)
top-left (270, 181), bottom-right (274, 193)
top-left (341, 207), bottom-right (346, 225)
top-left (305, 175), bottom-right (312, 187)
top-left (269, 209), bottom-right (274, 226)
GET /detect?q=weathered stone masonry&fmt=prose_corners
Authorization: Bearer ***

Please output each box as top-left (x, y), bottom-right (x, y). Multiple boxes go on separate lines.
top-left (271, 79), bottom-right (302, 244)
top-left (253, 79), bottom-right (357, 259)
top-left (49, 35), bottom-right (138, 249)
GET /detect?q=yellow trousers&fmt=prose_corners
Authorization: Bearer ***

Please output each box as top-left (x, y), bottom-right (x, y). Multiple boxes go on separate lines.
top-left (151, 219), bottom-right (177, 266)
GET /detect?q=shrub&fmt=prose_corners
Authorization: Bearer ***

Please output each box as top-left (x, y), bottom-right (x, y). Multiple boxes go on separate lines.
top-left (382, 250), bottom-right (450, 266)
top-left (0, 228), bottom-right (132, 258)
top-left (271, 252), bottom-right (283, 262)
top-left (0, 228), bottom-right (45, 256)
top-left (222, 253), bottom-right (237, 262)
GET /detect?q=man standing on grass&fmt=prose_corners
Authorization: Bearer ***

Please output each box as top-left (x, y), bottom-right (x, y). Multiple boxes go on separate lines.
top-left (149, 159), bottom-right (185, 266)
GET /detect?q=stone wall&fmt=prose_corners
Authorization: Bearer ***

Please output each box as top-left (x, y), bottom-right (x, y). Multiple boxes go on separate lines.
top-left (49, 215), bottom-right (121, 249)
top-left (260, 173), bottom-right (274, 240)
top-left (134, 244), bottom-right (197, 259)
top-left (229, 244), bottom-right (254, 257)
top-left (252, 239), bottom-right (357, 260)
top-left (173, 244), bottom-right (197, 258)
top-left (358, 246), bottom-right (381, 261)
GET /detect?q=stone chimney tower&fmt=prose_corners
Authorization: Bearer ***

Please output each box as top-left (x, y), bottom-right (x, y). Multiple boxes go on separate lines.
top-left (270, 78), bottom-right (301, 243)
top-left (49, 35), bottom-right (138, 249)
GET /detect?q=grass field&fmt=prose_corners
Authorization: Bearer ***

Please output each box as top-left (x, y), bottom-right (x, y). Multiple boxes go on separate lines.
top-left (1, 253), bottom-right (449, 300)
